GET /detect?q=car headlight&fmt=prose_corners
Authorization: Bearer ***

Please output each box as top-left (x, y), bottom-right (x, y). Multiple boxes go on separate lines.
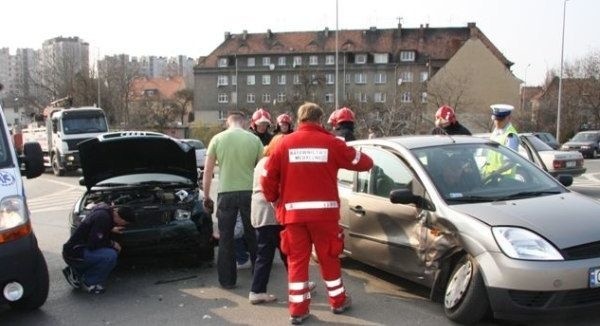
top-left (174, 209), bottom-right (191, 220)
top-left (560, 145), bottom-right (568, 150)
top-left (0, 196), bottom-right (27, 231)
top-left (492, 227), bottom-right (563, 261)
top-left (581, 145), bottom-right (591, 149)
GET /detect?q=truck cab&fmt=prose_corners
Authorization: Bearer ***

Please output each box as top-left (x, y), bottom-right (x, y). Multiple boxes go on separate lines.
top-left (47, 107), bottom-right (108, 176)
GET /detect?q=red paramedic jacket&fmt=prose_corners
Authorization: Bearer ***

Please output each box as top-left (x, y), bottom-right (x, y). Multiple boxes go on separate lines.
top-left (261, 122), bottom-right (373, 225)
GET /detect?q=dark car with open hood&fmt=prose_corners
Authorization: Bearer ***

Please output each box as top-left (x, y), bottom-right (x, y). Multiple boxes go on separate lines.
top-left (69, 131), bottom-right (214, 263)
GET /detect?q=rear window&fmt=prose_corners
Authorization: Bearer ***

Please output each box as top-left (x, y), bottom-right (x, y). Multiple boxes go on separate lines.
top-left (183, 139), bottom-right (205, 149)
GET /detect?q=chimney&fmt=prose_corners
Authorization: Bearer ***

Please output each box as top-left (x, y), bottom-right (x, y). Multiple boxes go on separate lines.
top-left (242, 30), bottom-right (248, 41)
top-left (425, 23), bottom-right (429, 28)
top-left (267, 29), bottom-right (273, 39)
top-left (418, 24), bottom-right (425, 41)
top-left (396, 22), bottom-right (402, 39)
top-left (324, 27), bottom-right (329, 37)
top-left (224, 31), bottom-right (231, 40)
top-left (369, 26), bottom-right (377, 32)
top-left (467, 22), bottom-right (478, 38)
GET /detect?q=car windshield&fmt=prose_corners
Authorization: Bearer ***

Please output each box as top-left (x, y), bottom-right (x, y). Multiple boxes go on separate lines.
top-left (412, 143), bottom-right (564, 204)
top-left (63, 114), bottom-right (109, 135)
top-left (96, 173), bottom-right (193, 187)
top-left (571, 132), bottom-right (598, 142)
top-left (524, 135), bottom-right (554, 151)
top-left (0, 116), bottom-right (12, 168)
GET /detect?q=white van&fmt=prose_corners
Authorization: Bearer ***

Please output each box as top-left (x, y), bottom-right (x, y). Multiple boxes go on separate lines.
top-left (0, 83), bottom-right (48, 310)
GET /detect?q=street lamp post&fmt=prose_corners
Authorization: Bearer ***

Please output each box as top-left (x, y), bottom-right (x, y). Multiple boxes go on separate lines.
top-left (556, 0), bottom-right (569, 142)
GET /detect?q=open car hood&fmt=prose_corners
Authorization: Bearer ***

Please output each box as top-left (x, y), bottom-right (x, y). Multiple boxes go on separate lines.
top-left (79, 131), bottom-right (197, 190)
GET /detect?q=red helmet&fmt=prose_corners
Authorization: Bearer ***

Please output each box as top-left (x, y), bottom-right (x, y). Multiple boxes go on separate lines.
top-left (327, 111), bottom-right (338, 127)
top-left (251, 108), bottom-right (272, 128)
top-left (276, 113), bottom-right (292, 125)
top-left (335, 107), bottom-right (355, 124)
top-left (435, 105), bottom-right (456, 124)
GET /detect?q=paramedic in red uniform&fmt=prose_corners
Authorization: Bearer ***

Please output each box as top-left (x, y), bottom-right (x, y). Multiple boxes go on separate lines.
top-left (261, 102), bottom-right (373, 325)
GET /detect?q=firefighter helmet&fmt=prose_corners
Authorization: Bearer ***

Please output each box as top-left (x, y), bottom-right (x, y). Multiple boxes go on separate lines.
top-left (276, 113), bottom-right (292, 125)
top-left (435, 105), bottom-right (457, 124)
top-left (251, 108), bottom-right (272, 128)
top-left (335, 107), bottom-right (355, 124)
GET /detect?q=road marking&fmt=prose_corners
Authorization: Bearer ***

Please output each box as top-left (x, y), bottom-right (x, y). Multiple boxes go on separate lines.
top-left (28, 187), bottom-right (84, 214)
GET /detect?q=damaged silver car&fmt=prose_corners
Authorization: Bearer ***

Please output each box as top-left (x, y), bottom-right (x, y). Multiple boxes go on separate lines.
top-left (338, 135), bottom-right (600, 324)
top-left (69, 131), bottom-right (214, 263)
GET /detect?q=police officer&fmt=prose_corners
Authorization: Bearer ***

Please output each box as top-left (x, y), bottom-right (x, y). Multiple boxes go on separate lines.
top-left (261, 102), bottom-right (373, 324)
top-left (431, 105), bottom-right (471, 136)
top-left (490, 104), bottom-right (518, 151)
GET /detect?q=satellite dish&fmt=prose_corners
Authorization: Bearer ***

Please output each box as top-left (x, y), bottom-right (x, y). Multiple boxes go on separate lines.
top-left (269, 63), bottom-right (275, 71)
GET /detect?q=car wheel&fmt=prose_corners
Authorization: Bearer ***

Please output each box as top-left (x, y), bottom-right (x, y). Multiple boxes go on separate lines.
top-left (443, 255), bottom-right (489, 324)
top-left (9, 251), bottom-right (49, 310)
top-left (52, 154), bottom-right (65, 176)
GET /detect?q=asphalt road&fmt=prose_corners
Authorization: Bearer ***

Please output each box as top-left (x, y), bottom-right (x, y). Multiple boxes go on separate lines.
top-left (2, 161), bottom-right (600, 325)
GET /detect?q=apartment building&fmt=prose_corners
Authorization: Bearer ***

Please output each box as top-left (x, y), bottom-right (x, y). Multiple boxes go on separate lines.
top-left (194, 23), bottom-right (521, 133)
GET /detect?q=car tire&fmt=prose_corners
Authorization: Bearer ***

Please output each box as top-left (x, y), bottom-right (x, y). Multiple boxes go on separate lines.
top-left (9, 251), bottom-right (49, 311)
top-left (443, 255), bottom-right (489, 324)
top-left (52, 154), bottom-right (65, 176)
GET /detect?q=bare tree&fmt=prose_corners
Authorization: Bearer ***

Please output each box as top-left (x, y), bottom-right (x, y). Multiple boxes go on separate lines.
top-left (173, 89), bottom-right (194, 125)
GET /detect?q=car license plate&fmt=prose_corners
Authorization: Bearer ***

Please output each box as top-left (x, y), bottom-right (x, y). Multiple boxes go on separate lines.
top-left (566, 161), bottom-right (576, 168)
top-left (589, 267), bottom-right (600, 288)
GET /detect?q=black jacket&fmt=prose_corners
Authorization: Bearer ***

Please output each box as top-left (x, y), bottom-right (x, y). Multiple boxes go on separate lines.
top-left (250, 128), bottom-right (273, 146)
top-left (431, 122), bottom-right (472, 136)
top-left (63, 203), bottom-right (115, 260)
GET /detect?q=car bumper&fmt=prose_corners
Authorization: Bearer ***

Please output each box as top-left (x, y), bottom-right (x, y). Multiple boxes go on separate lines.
top-left (60, 152), bottom-right (81, 170)
top-left (115, 220), bottom-right (212, 256)
top-left (548, 167), bottom-right (587, 178)
top-left (477, 252), bottom-right (600, 319)
top-left (0, 234), bottom-right (43, 304)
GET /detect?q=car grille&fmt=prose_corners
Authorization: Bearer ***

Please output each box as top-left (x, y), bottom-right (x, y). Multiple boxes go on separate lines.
top-left (562, 241), bottom-right (600, 260)
top-left (133, 208), bottom-right (172, 227)
top-left (66, 138), bottom-right (93, 151)
top-left (509, 288), bottom-right (600, 308)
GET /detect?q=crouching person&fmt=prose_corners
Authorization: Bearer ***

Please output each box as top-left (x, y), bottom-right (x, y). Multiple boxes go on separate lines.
top-left (62, 203), bottom-right (132, 294)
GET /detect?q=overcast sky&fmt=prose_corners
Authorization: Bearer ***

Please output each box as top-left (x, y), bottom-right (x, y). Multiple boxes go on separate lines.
top-left (3, 0), bottom-right (599, 86)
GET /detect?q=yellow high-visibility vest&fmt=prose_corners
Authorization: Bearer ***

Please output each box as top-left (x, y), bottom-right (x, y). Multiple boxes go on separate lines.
top-left (484, 124), bottom-right (518, 177)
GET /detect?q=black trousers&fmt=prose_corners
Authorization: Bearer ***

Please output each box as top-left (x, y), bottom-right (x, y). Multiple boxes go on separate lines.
top-left (250, 225), bottom-right (287, 293)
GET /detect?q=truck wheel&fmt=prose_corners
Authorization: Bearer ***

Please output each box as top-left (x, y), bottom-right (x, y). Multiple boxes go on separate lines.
top-left (52, 154), bottom-right (65, 176)
top-left (9, 252), bottom-right (49, 310)
top-left (443, 255), bottom-right (490, 324)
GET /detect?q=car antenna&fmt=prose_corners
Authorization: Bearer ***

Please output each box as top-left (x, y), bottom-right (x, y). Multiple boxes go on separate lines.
top-left (442, 130), bottom-right (456, 143)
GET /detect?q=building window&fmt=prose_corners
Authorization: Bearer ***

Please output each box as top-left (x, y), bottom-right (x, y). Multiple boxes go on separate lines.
top-left (420, 71), bottom-right (429, 82)
top-left (247, 75), bottom-right (255, 85)
top-left (400, 71), bottom-right (413, 83)
top-left (374, 92), bottom-right (386, 103)
top-left (231, 92), bottom-right (237, 104)
top-left (247, 57), bottom-right (255, 67)
top-left (355, 54), bottom-right (367, 64)
top-left (262, 57), bottom-right (271, 66)
top-left (325, 93), bottom-right (334, 103)
top-left (262, 93), bottom-right (271, 103)
top-left (325, 73), bottom-right (334, 85)
top-left (401, 92), bottom-right (412, 103)
top-left (309, 55), bottom-right (318, 65)
top-left (355, 92), bottom-right (367, 103)
top-left (218, 110), bottom-right (227, 121)
top-left (218, 93), bottom-right (228, 103)
top-left (278, 56), bottom-right (286, 66)
top-left (325, 55), bottom-right (335, 65)
top-left (374, 73), bottom-right (386, 84)
top-left (217, 75), bottom-right (228, 86)
top-left (400, 51), bottom-right (415, 62)
top-left (374, 53), bottom-right (388, 64)
top-left (277, 74), bottom-right (286, 85)
top-left (345, 73), bottom-right (351, 84)
top-left (262, 75), bottom-right (271, 85)
top-left (277, 93), bottom-right (286, 102)
top-left (247, 93), bottom-right (255, 103)
top-left (355, 73), bottom-right (366, 84)
top-left (293, 74), bottom-right (301, 85)
top-left (293, 56), bottom-right (302, 67)
top-left (218, 58), bottom-right (228, 67)
top-left (421, 92), bottom-right (428, 103)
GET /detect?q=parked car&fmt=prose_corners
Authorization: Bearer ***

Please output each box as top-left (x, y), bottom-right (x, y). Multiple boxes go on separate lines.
top-left (518, 133), bottom-right (586, 177)
top-left (71, 131), bottom-right (214, 263)
top-left (532, 132), bottom-right (560, 150)
top-left (1, 98), bottom-right (48, 310)
top-left (561, 130), bottom-right (600, 158)
top-left (337, 135), bottom-right (600, 324)
top-left (180, 138), bottom-right (206, 170)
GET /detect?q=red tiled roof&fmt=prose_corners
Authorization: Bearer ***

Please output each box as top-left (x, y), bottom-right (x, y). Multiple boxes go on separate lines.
top-left (131, 76), bottom-right (186, 100)
top-left (199, 24), bottom-right (512, 68)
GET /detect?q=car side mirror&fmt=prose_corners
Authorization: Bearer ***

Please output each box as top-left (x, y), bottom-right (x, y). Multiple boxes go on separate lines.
top-left (79, 177), bottom-right (86, 186)
top-left (390, 188), bottom-right (435, 211)
top-left (557, 174), bottom-right (573, 187)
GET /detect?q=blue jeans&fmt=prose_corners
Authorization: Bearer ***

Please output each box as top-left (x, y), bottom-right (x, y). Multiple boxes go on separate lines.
top-left (70, 248), bottom-right (118, 286)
